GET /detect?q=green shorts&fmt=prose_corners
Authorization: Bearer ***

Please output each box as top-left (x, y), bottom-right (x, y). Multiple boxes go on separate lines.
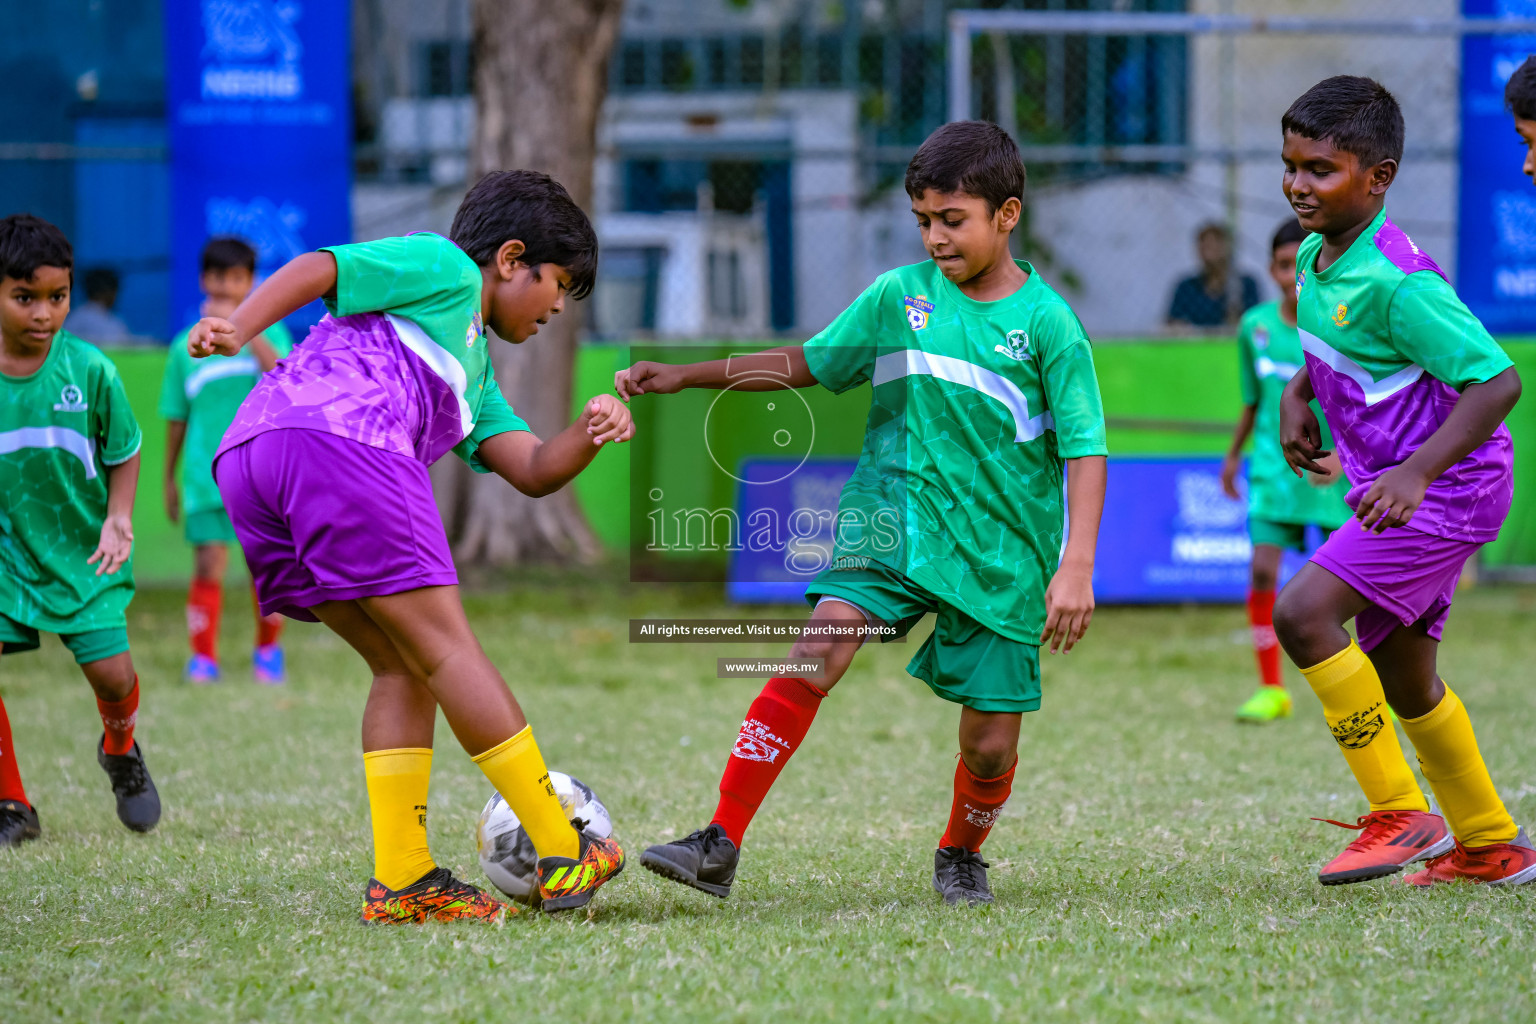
top-left (0, 613), bottom-right (129, 665)
top-left (1248, 517), bottom-right (1330, 552)
top-left (186, 508), bottom-right (238, 546)
top-left (805, 564), bottom-right (1042, 713)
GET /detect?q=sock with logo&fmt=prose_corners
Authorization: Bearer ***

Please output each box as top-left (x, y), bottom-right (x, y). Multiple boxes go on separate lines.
top-left (711, 676), bottom-right (828, 846)
top-left (940, 756), bottom-right (1016, 852)
top-left (188, 578), bottom-right (222, 661)
top-left (1247, 588), bottom-right (1283, 688)
top-left (96, 677), bottom-right (139, 756)
top-left (1399, 685), bottom-right (1518, 847)
top-left (1300, 642), bottom-right (1427, 813)
top-left (0, 693), bottom-right (29, 806)
top-left (254, 584), bottom-right (284, 648)
top-left (362, 748), bottom-right (436, 890)
top-left (472, 726), bottom-right (578, 860)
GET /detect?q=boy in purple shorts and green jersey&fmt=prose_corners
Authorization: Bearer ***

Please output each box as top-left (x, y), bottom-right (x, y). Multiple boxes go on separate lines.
top-left (1274, 77), bottom-right (1535, 887)
top-left (188, 171), bottom-right (632, 922)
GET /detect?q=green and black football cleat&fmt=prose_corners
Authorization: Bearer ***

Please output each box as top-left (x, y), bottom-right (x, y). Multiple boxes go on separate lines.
top-left (640, 823), bottom-right (738, 898)
top-left (97, 737), bottom-right (161, 833)
top-left (536, 820), bottom-right (626, 913)
top-left (933, 846), bottom-right (993, 906)
top-left (0, 799), bottom-right (40, 848)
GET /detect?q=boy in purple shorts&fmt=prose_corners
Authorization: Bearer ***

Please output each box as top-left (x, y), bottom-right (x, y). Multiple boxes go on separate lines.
top-left (1274, 77), bottom-right (1535, 887)
top-left (188, 171), bottom-right (632, 922)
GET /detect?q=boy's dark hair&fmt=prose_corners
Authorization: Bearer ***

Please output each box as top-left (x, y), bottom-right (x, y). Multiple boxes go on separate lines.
top-left (1281, 75), bottom-right (1404, 168)
top-left (1506, 56), bottom-right (1536, 121)
top-left (1196, 221), bottom-right (1230, 243)
top-left (0, 213), bottom-right (73, 282)
top-left (450, 170), bottom-right (599, 300)
top-left (84, 266), bottom-right (119, 302)
top-left (904, 120), bottom-right (1027, 215)
top-left (202, 236), bottom-right (257, 275)
top-left (1271, 218), bottom-right (1309, 253)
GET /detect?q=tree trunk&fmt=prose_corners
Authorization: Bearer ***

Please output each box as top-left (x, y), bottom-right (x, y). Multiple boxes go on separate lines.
top-left (438, 0), bottom-right (624, 566)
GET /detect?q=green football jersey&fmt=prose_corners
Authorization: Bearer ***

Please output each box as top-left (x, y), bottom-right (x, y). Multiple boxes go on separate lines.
top-left (0, 330), bottom-right (142, 632)
top-left (805, 260), bottom-right (1107, 646)
top-left (160, 320), bottom-right (293, 517)
top-left (1236, 301), bottom-right (1350, 528)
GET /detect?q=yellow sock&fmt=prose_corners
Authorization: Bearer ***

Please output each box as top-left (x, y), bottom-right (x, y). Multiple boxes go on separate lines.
top-left (472, 726), bottom-right (579, 861)
top-left (362, 748), bottom-right (436, 890)
top-left (1399, 685), bottom-right (1518, 847)
top-left (1301, 642), bottom-right (1427, 813)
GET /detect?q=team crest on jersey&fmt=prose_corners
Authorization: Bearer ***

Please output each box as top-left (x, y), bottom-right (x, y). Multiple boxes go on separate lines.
top-left (53, 384), bottom-right (87, 413)
top-left (1295, 269), bottom-right (1306, 299)
top-left (1253, 326), bottom-right (1269, 349)
top-left (466, 311), bottom-right (484, 347)
top-left (1331, 303), bottom-right (1350, 328)
top-left (903, 294), bottom-right (934, 331)
top-left (994, 329), bottom-right (1030, 362)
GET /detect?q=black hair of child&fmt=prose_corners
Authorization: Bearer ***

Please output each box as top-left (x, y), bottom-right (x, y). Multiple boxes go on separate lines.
top-left (1282, 75), bottom-right (1404, 169)
top-left (0, 213), bottom-right (73, 282)
top-left (904, 120), bottom-right (1027, 216)
top-left (84, 266), bottom-right (120, 301)
top-left (1506, 56), bottom-right (1536, 122)
top-left (450, 170), bottom-right (599, 300)
top-left (202, 236), bottom-right (258, 275)
top-left (1271, 218), bottom-right (1309, 253)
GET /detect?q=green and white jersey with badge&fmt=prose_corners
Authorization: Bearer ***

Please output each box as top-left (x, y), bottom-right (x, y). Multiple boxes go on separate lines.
top-left (1236, 301), bottom-right (1350, 528)
top-left (804, 260), bottom-right (1108, 646)
top-left (0, 330), bottom-right (142, 632)
top-left (160, 320), bottom-right (293, 517)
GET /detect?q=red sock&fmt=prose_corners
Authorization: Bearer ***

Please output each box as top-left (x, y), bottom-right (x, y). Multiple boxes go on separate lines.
top-left (97, 677), bottom-right (139, 756)
top-left (940, 756), bottom-right (1016, 853)
top-left (254, 584), bottom-right (283, 647)
top-left (710, 676), bottom-right (827, 846)
top-left (1247, 588), bottom-right (1283, 688)
top-left (0, 693), bottom-right (28, 805)
top-left (188, 579), bottom-right (222, 660)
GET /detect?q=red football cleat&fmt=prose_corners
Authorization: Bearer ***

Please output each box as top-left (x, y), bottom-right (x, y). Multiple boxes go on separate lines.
top-left (1403, 828), bottom-right (1536, 887)
top-left (1314, 808), bottom-right (1453, 885)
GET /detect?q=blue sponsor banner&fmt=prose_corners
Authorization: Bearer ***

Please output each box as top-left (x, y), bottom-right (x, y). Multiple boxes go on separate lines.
top-left (165, 0), bottom-right (351, 337)
top-left (1460, 1), bottom-right (1536, 332)
top-left (727, 458), bottom-right (857, 603)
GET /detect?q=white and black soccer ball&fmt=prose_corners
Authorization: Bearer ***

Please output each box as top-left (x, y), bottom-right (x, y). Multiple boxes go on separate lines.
top-left (475, 771), bottom-right (612, 904)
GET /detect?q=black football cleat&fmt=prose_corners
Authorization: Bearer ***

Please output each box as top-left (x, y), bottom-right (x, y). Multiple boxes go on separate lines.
top-left (97, 737), bottom-right (161, 833)
top-left (640, 823), bottom-right (738, 898)
top-left (0, 799), bottom-right (40, 848)
top-left (933, 846), bottom-right (993, 906)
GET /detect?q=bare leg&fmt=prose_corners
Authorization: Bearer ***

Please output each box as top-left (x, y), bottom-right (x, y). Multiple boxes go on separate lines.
top-left (957, 708), bottom-right (1021, 779)
top-left (1273, 562), bottom-right (1372, 668)
top-left (79, 651), bottom-right (136, 702)
top-left (1250, 544), bottom-right (1282, 592)
top-left (310, 600), bottom-right (436, 751)
top-left (193, 542), bottom-right (228, 583)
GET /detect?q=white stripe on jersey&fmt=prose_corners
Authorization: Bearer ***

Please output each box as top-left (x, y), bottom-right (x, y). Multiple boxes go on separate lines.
top-left (385, 314), bottom-right (475, 440)
top-left (872, 349), bottom-right (1054, 443)
top-left (1253, 355), bottom-right (1301, 381)
top-left (0, 426), bottom-right (98, 479)
top-left (1298, 328), bottom-right (1423, 406)
top-left (185, 354), bottom-right (260, 400)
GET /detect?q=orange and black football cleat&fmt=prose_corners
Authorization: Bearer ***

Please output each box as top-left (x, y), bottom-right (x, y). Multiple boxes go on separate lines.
top-left (360, 867), bottom-right (511, 925)
top-left (536, 821), bottom-right (625, 913)
top-left (1314, 808), bottom-right (1452, 885)
top-left (1403, 828), bottom-right (1536, 887)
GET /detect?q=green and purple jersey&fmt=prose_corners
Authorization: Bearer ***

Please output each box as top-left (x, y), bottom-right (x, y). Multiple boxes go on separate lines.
top-left (1296, 209), bottom-right (1513, 543)
top-left (805, 260), bottom-right (1107, 645)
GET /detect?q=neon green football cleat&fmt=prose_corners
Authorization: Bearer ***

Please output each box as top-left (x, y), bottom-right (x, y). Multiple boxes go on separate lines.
top-left (1236, 687), bottom-right (1293, 723)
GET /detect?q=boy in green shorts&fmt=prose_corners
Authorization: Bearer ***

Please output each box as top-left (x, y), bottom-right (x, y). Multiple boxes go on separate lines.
top-left (617, 122), bottom-right (1107, 906)
top-left (161, 237), bottom-right (293, 684)
top-left (0, 214), bottom-right (161, 847)
top-left (1220, 219), bottom-right (1350, 723)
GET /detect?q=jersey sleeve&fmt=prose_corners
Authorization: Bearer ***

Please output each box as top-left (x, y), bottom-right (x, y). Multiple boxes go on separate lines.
top-left (452, 363), bottom-right (530, 473)
top-left (1036, 304), bottom-right (1108, 459)
top-left (94, 358), bottom-right (143, 467)
top-left (158, 335), bottom-right (191, 421)
top-left (321, 234), bottom-right (471, 320)
top-left (803, 277), bottom-right (884, 394)
top-left (1388, 272), bottom-right (1513, 389)
top-left (1235, 317), bottom-right (1260, 407)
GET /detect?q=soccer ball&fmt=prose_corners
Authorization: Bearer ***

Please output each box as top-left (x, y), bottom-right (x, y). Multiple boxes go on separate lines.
top-left (475, 772), bottom-right (612, 904)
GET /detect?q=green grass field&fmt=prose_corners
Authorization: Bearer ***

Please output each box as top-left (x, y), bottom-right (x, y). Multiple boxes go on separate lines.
top-left (3, 578), bottom-right (1536, 1023)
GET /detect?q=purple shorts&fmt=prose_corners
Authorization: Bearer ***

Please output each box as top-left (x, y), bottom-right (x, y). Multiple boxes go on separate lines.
top-left (1310, 524), bottom-right (1481, 652)
top-left (213, 429), bottom-right (457, 621)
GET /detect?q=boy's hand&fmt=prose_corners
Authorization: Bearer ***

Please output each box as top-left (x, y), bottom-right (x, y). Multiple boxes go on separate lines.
top-left (188, 317), bottom-right (241, 358)
top-left (1355, 465), bottom-right (1428, 533)
top-left (163, 478), bottom-right (180, 524)
top-left (1041, 562), bottom-right (1094, 654)
top-left (1279, 390), bottom-right (1330, 476)
top-left (88, 514), bottom-right (134, 576)
top-left (615, 362), bottom-right (688, 401)
top-left (1308, 452), bottom-right (1344, 488)
top-left (580, 393), bottom-right (635, 445)
top-left (1219, 452), bottom-right (1243, 500)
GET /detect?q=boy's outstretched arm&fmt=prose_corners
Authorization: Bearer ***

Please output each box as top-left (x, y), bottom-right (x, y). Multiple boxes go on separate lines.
top-left (187, 252), bottom-right (338, 358)
top-left (90, 452), bottom-right (139, 577)
top-left (615, 344), bottom-right (817, 400)
top-left (1355, 366), bottom-right (1521, 532)
top-left (1041, 454), bottom-right (1106, 654)
top-left (474, 395), bottom-right (634, 498)
top-left (163, 420), bottom-right (186, 524)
